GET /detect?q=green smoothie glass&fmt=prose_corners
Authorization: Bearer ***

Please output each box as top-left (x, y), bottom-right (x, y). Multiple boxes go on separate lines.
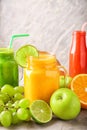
top-left (0, 34), bottom-right (30, 88)
top-left (0, 48), bottom-right (18, 87)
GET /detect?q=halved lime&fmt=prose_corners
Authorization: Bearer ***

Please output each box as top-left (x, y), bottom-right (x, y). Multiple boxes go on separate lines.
top-left (15, 45), bottom-right (39, 67)
top-left (30, 100), bottom-right (52, 124)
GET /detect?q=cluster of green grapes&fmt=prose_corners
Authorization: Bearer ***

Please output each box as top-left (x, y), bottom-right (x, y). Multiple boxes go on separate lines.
top-left (0, 84), bottom-right (31, 127)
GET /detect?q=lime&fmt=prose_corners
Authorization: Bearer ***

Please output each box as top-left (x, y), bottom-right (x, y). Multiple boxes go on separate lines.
top-left (30, 100), bottom-right (52, 124)
top-left (15, 45), bottom-right (39, 67)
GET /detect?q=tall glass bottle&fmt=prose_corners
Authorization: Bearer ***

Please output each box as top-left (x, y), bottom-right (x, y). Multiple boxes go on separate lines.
top-left (69, 31), bottom-right (87, 77)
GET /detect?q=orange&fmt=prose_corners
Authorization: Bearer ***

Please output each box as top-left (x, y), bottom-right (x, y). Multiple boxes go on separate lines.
top-left (70, 74), bottom-right (87, 109)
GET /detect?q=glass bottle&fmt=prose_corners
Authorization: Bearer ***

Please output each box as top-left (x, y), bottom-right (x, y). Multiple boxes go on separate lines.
top-left (69, 31), bottom-right (87, 77)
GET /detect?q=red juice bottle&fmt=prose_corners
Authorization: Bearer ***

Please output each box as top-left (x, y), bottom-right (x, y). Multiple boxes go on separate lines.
top-left (69, 30), bottom-right (87, 77)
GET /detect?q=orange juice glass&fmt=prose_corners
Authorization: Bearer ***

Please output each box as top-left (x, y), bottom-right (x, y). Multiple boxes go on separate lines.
top-left (24, 53), bottom-right (66, 103)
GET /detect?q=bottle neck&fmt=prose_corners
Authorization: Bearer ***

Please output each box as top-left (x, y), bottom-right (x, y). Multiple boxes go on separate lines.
top-left (71, 31), bottom-right (86, 53)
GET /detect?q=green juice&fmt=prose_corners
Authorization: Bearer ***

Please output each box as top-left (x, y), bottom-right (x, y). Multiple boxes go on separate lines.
top-left (0, 48), bottom-right (18, 87)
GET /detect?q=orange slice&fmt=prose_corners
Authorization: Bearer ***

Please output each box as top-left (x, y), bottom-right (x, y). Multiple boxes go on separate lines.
top-left (70, 74), bottom-right (87, 109)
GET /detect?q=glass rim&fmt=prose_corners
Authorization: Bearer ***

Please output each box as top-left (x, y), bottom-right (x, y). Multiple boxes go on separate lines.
top-left (0, 48), bottom-right (14, 54)
top-left (26, 53), bottom-right (57, 67)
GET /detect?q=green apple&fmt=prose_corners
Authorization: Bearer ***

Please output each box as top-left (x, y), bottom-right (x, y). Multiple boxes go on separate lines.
top-left (50, 88), bottom-right (81, 120)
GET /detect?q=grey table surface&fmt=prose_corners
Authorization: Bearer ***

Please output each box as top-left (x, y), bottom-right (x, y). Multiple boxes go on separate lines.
top-left (0, 110), bottom-right (87, 130)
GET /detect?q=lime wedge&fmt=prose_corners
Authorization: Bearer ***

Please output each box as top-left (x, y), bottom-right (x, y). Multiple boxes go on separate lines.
top-left (15, 45), bottom-right (39, 67)
top-left (30, 100), bottom-right (52, 124)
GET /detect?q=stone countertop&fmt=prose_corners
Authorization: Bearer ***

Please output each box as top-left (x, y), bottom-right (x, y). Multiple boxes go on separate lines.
top-left (0, 110), bottom-right (87, 130)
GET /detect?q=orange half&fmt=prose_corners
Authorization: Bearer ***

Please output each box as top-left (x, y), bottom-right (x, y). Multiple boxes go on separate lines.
top-left (70, 74), bottom-right (87, 109)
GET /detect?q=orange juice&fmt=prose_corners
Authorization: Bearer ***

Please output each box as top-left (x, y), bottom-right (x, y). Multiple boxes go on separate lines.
top-left (24, 53), bottom-right (60, 103)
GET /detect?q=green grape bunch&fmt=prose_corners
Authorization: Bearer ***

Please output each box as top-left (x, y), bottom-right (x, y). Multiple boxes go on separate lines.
top-left (0, 84), bottom-right (31, 127)
top-left (0, 84), bottom-right (52, 128)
